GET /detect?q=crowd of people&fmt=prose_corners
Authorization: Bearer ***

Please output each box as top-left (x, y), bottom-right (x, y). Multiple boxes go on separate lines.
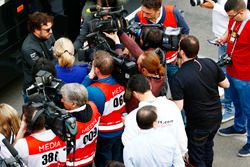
top-left (1, 0), bottom-right (250, 166)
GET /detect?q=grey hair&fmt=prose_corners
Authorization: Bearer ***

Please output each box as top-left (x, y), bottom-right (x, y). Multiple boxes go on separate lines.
top-left (60, 83), bottom-right (88, 106)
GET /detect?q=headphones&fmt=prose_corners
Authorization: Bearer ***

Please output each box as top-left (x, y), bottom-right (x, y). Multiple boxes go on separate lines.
top-left (141, 26), bottom-right (164, 49)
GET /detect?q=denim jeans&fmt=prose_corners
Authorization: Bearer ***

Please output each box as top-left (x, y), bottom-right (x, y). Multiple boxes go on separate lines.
top-left (166, 63), bottom-right (179, 83)
top-left (218, 44), bottom-right (234, 111)
top-left (186, 123), bottom-right (220, 167)
top-left (94, 135), bottom-right (123, 167)
top-left (227, 75), bottom-right (250, 143)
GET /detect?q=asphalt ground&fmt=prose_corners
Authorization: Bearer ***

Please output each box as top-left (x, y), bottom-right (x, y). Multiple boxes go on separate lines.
top-left (0, 0), bottom-right (250, 166)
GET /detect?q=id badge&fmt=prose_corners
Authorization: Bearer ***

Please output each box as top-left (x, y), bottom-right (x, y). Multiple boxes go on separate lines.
top-left (230, 32), bottom-right (237, 43)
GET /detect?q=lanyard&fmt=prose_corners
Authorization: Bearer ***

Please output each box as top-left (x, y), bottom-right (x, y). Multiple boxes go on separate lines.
top-left (229, 11), bottom-right (250, 56)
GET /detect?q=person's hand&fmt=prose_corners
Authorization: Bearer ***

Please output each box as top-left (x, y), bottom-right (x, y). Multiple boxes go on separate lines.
top-left (88, 62), bottom-right (96, 80)
top-left (103, 32), bottom-right (121, 44)
top-left (200, 0), bottom-right (215, 9)
top-left (216, 36), bottom-right (227, 45)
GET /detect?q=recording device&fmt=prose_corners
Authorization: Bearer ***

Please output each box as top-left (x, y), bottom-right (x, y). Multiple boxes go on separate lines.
top-left (217, 53), bottom-right (232, 67)
top-left (88, 6), bottom-right (128, 33)
top-left (78, 32), bottom-right (137, 86)
top-left (31, 102), bottom-right (77, 142)
top-left (86, 6), bottom-right (118, 13)
top-left (1, 138), bottom-right (25, 167)
top-left (26, 70), bottom-right (63, 105)
top-left (190, 0), bottom-right (206, 6)
top-left (26, 70), bottom-right (77, 142)
top-left (127, 22), bottom-right (181, 51)
top-left (190, 0), bottom-right (217, 6)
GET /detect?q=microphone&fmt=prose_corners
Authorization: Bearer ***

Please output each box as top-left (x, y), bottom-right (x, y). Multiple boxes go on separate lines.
top-left (2, 138), bottom-right (25, 167)
top-left (86, 6), bottom-right (116, 13)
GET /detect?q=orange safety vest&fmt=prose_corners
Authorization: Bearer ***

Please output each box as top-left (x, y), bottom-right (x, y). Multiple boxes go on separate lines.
top-left (67, 101), bottom-right (101, 167)
top-left (91, 82), bottom-right (126, 132)
top-left (26, 132), bottom-right (66, 167)
top-left (136, 5), bottom-right (178, 64)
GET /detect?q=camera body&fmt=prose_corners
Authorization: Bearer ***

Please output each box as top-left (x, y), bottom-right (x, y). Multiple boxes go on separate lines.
top-left (26, 70), bottom-right (63, 104)
top-left (88, 6), bottom-right (128, 33)
top-left (79, 29), bottom-right (138, 86)
top-left (190, 0), bottom-right (217, 6)
top-left (217, 53), bottom-right (232, 67)
top-left (127, 22), bottom-right (181, 51)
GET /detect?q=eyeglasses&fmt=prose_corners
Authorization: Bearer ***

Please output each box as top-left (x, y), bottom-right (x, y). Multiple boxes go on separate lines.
top-left (228, 11), bottom-right (241, 19)
top-left (41, 27), bottom-right (52, 33)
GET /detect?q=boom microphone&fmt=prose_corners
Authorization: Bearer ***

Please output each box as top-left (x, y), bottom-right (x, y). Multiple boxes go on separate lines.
top-left (86, 6), bottom-right (117, 13)
top-left (2, 138), bottom-right (25, 167)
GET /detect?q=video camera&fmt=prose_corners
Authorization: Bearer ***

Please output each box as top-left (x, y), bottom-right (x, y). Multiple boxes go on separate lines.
top-left (88, 6), bottom-right (128, 33)
top-left (78, 32), bottom-right (137, 86)
top-left (26, 70), bottom-right (77, 142)
top-left (26, 70), bottom-right (63, 105)
top-left (31, 102), bottom-right (77, 142)
top-left (127, 22), bottom-right (181, 51)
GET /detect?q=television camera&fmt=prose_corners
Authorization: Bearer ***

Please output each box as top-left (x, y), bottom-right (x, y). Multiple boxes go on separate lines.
top-left (127, 22), bottom-right (182, 51)
top-left (25, 70), bottom-right (77, 142)
top-left (78, 31), bottom-right (137, 86)
top-left (88, 6), bottom-right (128, 33)
top-left (78, 6), bottom-right (137, 85)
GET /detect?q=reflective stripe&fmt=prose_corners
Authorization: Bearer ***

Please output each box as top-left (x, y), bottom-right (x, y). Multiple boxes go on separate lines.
top-left (98, 122), bottom-right (124, 131)
top-left (66, 153), bottom-right (94, 166)
top-left (166, 52), bottom-right (178, 64)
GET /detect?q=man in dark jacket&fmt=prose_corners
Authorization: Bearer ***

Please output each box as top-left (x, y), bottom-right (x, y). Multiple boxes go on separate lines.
top-left (21, 12), bottom-right (55, 102)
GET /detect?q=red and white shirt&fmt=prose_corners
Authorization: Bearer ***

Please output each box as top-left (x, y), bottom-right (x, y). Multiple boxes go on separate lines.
top-left (15, 130), bottom-right (66, 167)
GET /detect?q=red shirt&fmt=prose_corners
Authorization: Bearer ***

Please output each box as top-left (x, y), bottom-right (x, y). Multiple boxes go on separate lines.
top-left (226, 18), bottom-right (250, 80)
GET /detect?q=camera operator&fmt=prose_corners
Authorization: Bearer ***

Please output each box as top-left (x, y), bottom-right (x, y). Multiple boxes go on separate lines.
top-left (0, 104), bottom-right (20, 159)
top-left (53, 37), bottom-right (89, 83)
top-left (217, 0), bottom-right (250, 157)
top-left (21, 12), bottom-right (56, 103)
top-left (14, 104), bottom-right (67, 167)
top-left (105, 31), bottom-right (167, 112)
top-left (82, 50), bottom-right (126, 167)
top-left (60, 83), bottom-right (101, 167)
top-left (134, 0), bottom-right (190, 80)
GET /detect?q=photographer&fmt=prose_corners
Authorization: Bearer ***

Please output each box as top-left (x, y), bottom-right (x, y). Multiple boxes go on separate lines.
top-left (0, 104), bottom-right (20, 159)
top-left (60, 83), bottom-right (101, 167)
top-left (217, 0), bottom-right (250, 157)
top-left (14, 104), bottom-right (67, 167)
top-left (134, 0), bottom-right (190, 79)
top-left (21, 12), bottom-right (56, 103)
top-left (82, 50), bottom-right (126, 167)
top-left (53, 37), bottom-right (89, 83)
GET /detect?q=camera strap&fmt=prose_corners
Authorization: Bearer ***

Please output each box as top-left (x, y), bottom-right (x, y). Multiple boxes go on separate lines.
top-left (229, 11), bottom-right (250, 56)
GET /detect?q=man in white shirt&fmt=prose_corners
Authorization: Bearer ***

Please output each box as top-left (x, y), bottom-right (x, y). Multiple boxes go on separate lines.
top-left (123, 105), bottom-right (184, 167)
top-left (122, 74), bottom-right (188, 156)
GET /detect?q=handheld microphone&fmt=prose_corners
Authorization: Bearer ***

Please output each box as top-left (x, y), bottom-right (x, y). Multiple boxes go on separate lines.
top-left (2, 138), bottom-right (25, 167)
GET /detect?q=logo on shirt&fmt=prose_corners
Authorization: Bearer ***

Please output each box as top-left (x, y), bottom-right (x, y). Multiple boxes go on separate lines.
top-left (30, 52), bottom-right (38, 61)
